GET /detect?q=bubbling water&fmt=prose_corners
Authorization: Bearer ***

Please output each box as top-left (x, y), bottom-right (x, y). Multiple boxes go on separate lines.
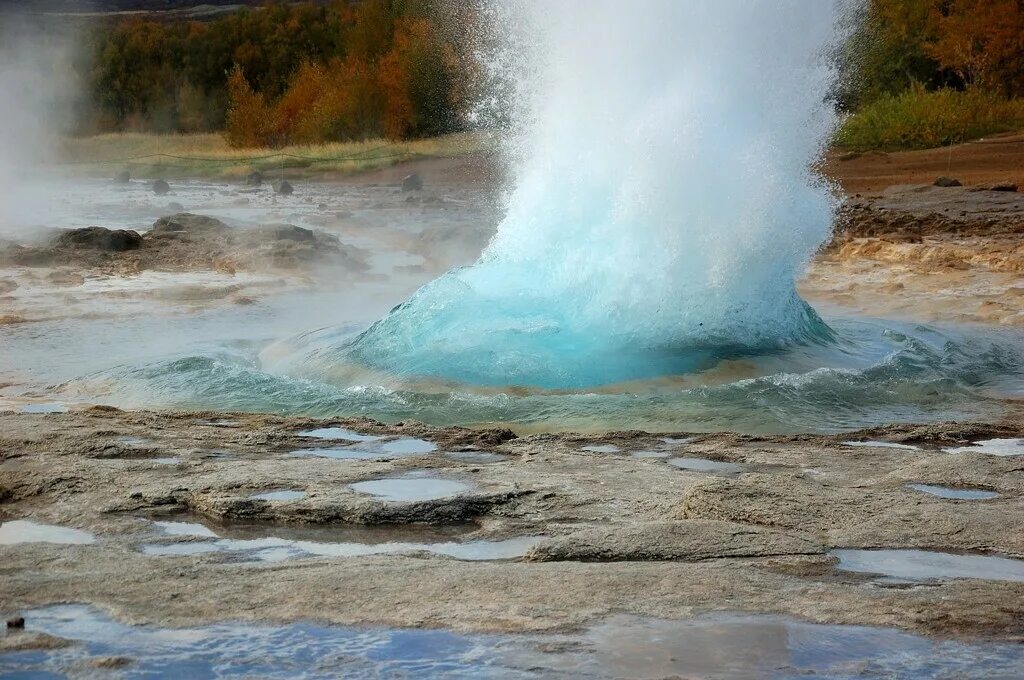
top-left (316, 1), bottom-right (845, 388)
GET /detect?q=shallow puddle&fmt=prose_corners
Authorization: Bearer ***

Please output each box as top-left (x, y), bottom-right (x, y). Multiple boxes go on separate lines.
top-left (832, 549), bottom-right (1024, 583)
top-left (631, 450), bottom-right (671, 459)
top-left (669, 457), bottom-right (743, 474)
top-left (19, 403), bottom-right (68, 414)
top-left (349, 477), bottom-right (472, 502)
top-left (444, 451), bottom-right (511, 464)
top-left (380, 438), bottom-right (437, 454)
top-left (581, 444), bottom-right (620, 453)
top-left (141, 519), bottom-right (535, 563)
top-left (290, 437), bottom-right (437, 461)
top-left (250, 490), bottom-right (307, 502)
top-left (4, 606), bottom-right (1022, 679)
top-left (0, 520), bottom-right (96, 545)
top-left (842, 440), bottom-right (919, 451)
top-left (297, 427), bottom-right (383, 442)
top-left (944, 438), bottom-right (1024, 457)
top-left (907, 484), bottom-right (999, 500)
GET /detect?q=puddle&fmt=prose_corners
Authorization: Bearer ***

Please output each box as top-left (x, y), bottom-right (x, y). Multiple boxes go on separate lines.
top-left (669, 457), bottom-right (743, 474)
top-left (380, 438), bottom-right (437, 454)
top-left (444, 451), bottom-right (511, 464)
top-left (581, 444), bottom-right (620, 453)
top-left (141, 519), bottom-right (536, 563)
top-left (250, 490), bottom-right (307, 502)
top-left (4, 606), bottom-right (1022, 680)
top-left (297, 427), bottom-right (383, 442)
top-left (631, 450), bottom-right (671, 459)
top-left (153, 457), bottom-right (182, 466)
top-left (19, 403), bottom-right (68, 414)
top-left (907, 484), bottom-right (999, 500)
top-left (290, 437), bottom-right (437, 461)
top-left (832, 549), bottom-right (1024, 583)
top-left (0, 520), bottom-right (96, 545)
top-left (349, 477), bottom-right (472, 502)
top-left (661, 437), bottom-right (697, 445)
top-left (944, 438), bottom-right (1024, 457)
top-left (842, 440), bottom-right (919, 451)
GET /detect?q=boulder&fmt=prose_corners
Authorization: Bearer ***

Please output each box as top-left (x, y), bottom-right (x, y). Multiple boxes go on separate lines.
top-left (150, 213), bottom-right (231, 235)
top-left (167, 202), bottom-right (184, 213)
top-left (246, 171), bottom-right (264, 186)
top-left (53, 227), bottom-right (142, 252)
top-left (152, 179), bottom-right (171, 195)
top-left (933, 176), bottom-right (962, 188)
top-left (401, 173), bottom-right (423, 191)
top-left (113, 170), bottom-right (130, 184)
top-left (272, 180), bottom-right (294, 195)
top-left (972, 181), bottom-right (1018, 193)
top-left (262, 224), bottom-right (315, 242)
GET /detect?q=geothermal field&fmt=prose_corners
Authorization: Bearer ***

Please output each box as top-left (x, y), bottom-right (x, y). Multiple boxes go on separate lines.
top-left (2, 1), bottom-right (1024, 678)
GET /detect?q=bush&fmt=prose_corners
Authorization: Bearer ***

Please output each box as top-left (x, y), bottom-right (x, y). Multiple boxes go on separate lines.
top-left (835, 86), bottom-right (1024, 151)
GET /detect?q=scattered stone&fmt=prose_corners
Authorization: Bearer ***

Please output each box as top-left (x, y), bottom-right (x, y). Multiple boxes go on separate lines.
top-left (246, 171), bottom-right (264, 186)
top-left (262, 224), bottom-right (315, 242)
top-left (933, 176), bottom-right (962, 188)
top-left (6, 616), bottom-right (25, 629)
top-left (152, 179), bottom-right (171, 195)
top-left (401, 173), bottom-right (423, 191)
top-left (91, 656), bottom-right (134, 669)
top-left (167, 201), bottom-right (184, 213)
top-left (151, 213), bottom-right (230, 235)
top-left (53, 227), bottom-right (142, 252)
top-left (273, 180), bottom-right (294, 195)
top-left (114, 170), bottom-right (130, 184)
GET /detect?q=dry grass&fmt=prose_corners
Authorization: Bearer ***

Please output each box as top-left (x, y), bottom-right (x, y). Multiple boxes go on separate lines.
top-left (59, 131), bottom-right (491, 178)
top-left (837, 87), bottom-right (1024, 151)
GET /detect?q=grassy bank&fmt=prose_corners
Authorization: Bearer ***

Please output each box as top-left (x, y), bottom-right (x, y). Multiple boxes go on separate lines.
top-left (59, 131), bottom-right (491, 179)
top-left (836, 88), bottom-right (1024, 152)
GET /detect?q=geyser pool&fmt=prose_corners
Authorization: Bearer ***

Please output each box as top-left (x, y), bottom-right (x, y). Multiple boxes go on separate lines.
top-left (311, 0), bottom-right (844, 389)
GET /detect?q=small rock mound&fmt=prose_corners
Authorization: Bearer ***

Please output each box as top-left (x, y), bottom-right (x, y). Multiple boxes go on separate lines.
top-left (151, 213), bottom-right (231, 235)
top-left (401, 173), bottom-right (423, 191)
top-left (52, 227), bottom-right (142, 252)
top-left (246, 171), bottom-right (264, 186)
top-left (272, 180), bottom-right (294, 195)
top-left (933, 176), bottom-right (962, 188)
top-left (113, 170), bottom-right (130, 184)
top-left (152, 179), bottom-right (170, 195)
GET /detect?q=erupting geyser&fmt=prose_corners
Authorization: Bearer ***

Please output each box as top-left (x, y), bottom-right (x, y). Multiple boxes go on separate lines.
top-left (329, 0), bottom-right (844, 389)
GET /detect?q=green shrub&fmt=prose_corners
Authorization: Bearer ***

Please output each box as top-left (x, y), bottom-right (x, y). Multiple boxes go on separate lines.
top-left (835, 86), bottom-right (1024, 151)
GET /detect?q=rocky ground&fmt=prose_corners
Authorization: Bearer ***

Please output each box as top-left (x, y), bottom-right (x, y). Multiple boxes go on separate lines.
top-left (1, 407), bottom-right (1022, 644)
top-left (3, 146), bottom-right (1024, 665)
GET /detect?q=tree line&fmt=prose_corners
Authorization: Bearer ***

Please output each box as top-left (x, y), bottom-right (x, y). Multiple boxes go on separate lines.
top-left (79, 0), bottom-right (1024, 147)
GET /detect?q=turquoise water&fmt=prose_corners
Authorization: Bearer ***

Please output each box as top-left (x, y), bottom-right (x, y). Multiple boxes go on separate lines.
top-left (21, 312), bottom-right (1019, 434)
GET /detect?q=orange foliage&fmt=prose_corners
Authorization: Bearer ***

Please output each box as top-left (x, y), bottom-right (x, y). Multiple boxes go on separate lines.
top-left (926, 0), bottom-right (1024, 97)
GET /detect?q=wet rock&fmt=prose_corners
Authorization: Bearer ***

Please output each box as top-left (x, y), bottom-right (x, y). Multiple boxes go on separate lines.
top-left (401, 173), bottom-right (423, 191)
top-left (151, 213), bottom-right (230, 235)
top-left (273, 180), bottom-right (294, 195)
top-left (53, 227), bottom-right (142, 252)
top-left (261, 224), bottom-right (315, 242)
top-left (971, 181), bottom-right (1018, 193)
top-left (6, 616), bottom-right (25, 629)
top-left (0, 631), bottom-right (72, 653)
top-left (527, 520), bottom-right (823, 562)
top-left (114, 170), bottom-right (130, 184)
top-left (90, 656), bottom-right (134, 669)
top-left (933, 176), bottom-right (962, 187)
top-left (167, 202), bottom-right (184, 213)
top-left (246, 171), bottom-right (264, 186)
top-left (152, 179), bottom-right (171, 195)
